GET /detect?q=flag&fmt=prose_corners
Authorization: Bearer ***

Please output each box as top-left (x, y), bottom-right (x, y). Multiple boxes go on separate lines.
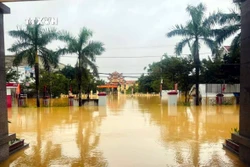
top-left (222, 84), bottom-right (226, 92)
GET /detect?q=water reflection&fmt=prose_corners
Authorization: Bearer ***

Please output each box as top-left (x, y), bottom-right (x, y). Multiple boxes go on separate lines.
top-left (2, 106), bottom-right (108, 166)
top-left (1, 96), bottom-right (245, 167)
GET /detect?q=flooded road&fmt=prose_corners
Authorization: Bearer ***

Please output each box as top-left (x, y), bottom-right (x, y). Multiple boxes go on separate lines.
top-left (1, 96), bottom-right (246, 166)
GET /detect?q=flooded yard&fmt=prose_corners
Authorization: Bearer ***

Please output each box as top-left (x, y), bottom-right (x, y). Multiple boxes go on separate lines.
top-left (0, 96), bottom-right (246, 166)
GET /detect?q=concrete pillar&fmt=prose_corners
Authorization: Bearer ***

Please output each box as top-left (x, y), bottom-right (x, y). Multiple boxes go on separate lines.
top-left (0, 3), bottom-right (10, 162)
top-left (232, 0), bottom-right (250, 165)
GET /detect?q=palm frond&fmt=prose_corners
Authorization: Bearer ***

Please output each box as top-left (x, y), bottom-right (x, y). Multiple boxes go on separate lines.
top-left (81, 56), bottom-right (99, 77)
top-left (214, 25), bottom-right (240, 44)
top-left (39, 47), bottom-right (59, 71)
top-left (81, 41), bottom-right (105, 61)
top-left (56, 47), bottom-right (73, 56)
top-left (230, 32), bottom-right (241, 56)
top-left (198, 26), bottom-right (214, 38)
top-left (8, 41), bottom-right (32, 52)
top-left (203, 11), bottom-right (222, 27)
top-left (202, 37), bottom-right (218, 55)
top-left (26, 48), bottom-right (36, 67)
top-left (167, 25), bottom-right (192, 37)
top-left (187, 3), bottom-right (206, 27)
top-left (78, 27), bottom-right (93, 49)
top-left (217, 12), bottom-right (240, 25)
top-left (38, 27), bottom-right (58, 46)
top-left (58, 30), bottom-right (77, 45)
top-left (13, 48), bottom-right (33, 66)
top-left (175, 38), bottom-right (192, 55)
top-left (9, 29), bottom-right (32, 41)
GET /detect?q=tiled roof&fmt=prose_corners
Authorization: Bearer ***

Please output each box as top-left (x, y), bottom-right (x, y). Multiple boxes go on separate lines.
top-left (126, 80), bottom-right (136, 84)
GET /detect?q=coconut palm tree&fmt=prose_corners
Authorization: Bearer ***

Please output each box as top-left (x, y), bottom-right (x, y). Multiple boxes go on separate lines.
top-left (8, 22), bottom-right (58, 107)
top-left (58, 27), bottom-right (105, 106)
top-left (213, 3), bottom-right (241, 56)
top-left (166, 3), bottom-right (218, 105)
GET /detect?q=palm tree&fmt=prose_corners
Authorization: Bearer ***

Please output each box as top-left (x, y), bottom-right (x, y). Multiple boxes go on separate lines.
top-left (58, 27), bottom-right (105, 106)
top-left (212, 3), bottom-right (241, 56)
top-left (166, 3), bottom-right (218, 105)
top-left (8, 22), bottom-right (58, 107)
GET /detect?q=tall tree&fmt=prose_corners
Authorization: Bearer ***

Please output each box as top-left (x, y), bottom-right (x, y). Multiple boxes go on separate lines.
top-left (213, 3), bottom-right (241, 56)
top-left (8, 22), bottom-right (58, 107)
top-left (166, 3), bottom-right (218, 105)
top-left (58, 27), bottom-right (105, 106)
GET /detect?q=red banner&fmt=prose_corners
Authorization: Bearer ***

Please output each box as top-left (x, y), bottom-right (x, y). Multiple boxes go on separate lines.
top-left (6, 83), bottom-right (18, 87)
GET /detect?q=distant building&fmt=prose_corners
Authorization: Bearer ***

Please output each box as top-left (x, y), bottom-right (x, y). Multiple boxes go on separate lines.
top-left (97, 71), bottom-right (137, 93)
top-left (5, 55), bottom-right (66, 83)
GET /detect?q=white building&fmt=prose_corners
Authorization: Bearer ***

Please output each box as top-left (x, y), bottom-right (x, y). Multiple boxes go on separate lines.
top-left (5, 55), bottom-right (66, 83)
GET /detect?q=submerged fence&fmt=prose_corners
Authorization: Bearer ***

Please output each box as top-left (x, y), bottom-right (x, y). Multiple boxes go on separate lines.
top-left (204, 84), bottom-right (240, 94)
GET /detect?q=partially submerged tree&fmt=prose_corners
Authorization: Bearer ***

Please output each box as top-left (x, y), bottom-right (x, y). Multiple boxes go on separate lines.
top-left (167, 3), bottom-right (218, 105)
top-left (58, 27), bottom-right (105, 106)
top-left (8, 22), bottom-right (58, 107)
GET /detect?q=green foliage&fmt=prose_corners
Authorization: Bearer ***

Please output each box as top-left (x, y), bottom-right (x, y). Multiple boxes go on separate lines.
top-left (60, 65), bottom-right (76, 80)
top-left (6, 67), bottom-right (20, 83)
top-left (126, 84), bottom-right (137, 94)
top-left (212, 3), bottom-right (241, 55)
top-left (8, 23), bottom-right (59, 71)
top-left (39, 70), bottom-right (69, 98)
top-left (138, 54), bottom-right (193, 102)
top-left (138, 75), bottom-right (155, 93)
top-left (200, 57), bottom-right (223, 83)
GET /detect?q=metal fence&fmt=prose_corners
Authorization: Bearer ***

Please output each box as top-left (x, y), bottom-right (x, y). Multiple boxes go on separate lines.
top-left (205, 84), bottom-right (240, 93)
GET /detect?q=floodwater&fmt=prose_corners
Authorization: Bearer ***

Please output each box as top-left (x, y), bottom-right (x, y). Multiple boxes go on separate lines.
top-left (1, 96), bottom-right (246, 167)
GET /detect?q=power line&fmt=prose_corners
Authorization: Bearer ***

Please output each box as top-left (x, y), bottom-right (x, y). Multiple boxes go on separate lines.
top-left (105, 45), bottom-right (175, 50)
top-left (60, 52), bottom-right (211, 58)
top-left (99, 72), bottom-right (148, 74)
top-left (97, 56), bottom-right (162, 58)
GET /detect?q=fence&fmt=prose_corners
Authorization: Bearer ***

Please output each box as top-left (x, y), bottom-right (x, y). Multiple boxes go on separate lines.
top-left (205, 84), bottom-right (240, 94)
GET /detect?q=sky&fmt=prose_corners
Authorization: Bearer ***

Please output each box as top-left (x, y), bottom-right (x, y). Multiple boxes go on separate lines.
top-left (3, 0), bottom-right (236, 81)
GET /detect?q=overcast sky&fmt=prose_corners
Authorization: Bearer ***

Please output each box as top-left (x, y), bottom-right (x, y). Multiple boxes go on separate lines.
top-left (4, 0), bottom-right (235, 80)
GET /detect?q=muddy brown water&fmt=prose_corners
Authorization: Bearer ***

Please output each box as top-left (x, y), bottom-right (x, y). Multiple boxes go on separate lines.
top-left (0, 96), bottom-right (246, 167)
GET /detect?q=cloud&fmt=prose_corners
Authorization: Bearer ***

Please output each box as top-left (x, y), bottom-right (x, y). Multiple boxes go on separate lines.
top-left (4, 0), bottom-right (235, 78)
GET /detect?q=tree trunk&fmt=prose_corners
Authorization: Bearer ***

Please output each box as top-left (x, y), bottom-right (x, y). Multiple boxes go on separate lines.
top-left (194, 39), bottom-right (200, 106)
top-left (195, 64), bottom-right (199, 106)
top-left (78, 56), bottom-right (82, 106)
top-left (184, 90), bottom-right (188, 103)
top-left (78, 76), bottom-right (82, 106)
top-left (35, 52), bottom-right (40, 107)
